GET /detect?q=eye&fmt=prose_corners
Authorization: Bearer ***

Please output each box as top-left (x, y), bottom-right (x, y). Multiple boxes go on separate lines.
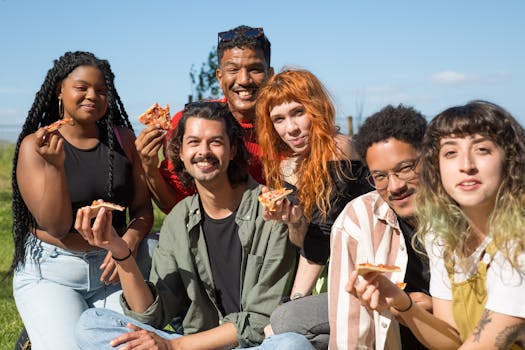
top-left (74, 85), bottom-right (88, 91)
top-left (397, 164), bottom-right (414, 174)
top-left (372, 174), bottom-right (387, 182)
top-left (271, 116), bottom-right (284, 124)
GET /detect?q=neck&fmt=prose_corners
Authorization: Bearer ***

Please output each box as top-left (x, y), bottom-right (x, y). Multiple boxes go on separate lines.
top-left (196, 179), bottom-right (247, 219)
top-left (230, 109), bottom-right (255, 124)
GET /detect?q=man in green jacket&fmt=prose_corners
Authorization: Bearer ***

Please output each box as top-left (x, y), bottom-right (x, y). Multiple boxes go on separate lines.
top-left (74, 102), bottom-right (309, 349)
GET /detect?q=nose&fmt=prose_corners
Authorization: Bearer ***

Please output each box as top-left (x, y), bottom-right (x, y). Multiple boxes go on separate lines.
top-left (237, 68), bottom-right (251, 85)
top-left (459, 152), bottom-right (476, 174)
top-left (387, 173), bottom-right (407, 193)
top-left (197, 141), bottom-right (211, 155)
top-left (85, 87), bottom-right (97, 100)
top-left (284, 119), bottom-right (300, 136)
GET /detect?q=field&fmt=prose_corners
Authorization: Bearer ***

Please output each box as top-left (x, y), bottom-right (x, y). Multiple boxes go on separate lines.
top-left (0, 143), bottom-right (165, 349)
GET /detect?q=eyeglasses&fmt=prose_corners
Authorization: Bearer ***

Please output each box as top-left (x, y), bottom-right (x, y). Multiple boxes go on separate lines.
top-left (218, 27), bottom-right (264, 45)
top-left (366, 159), bottom-right (419, 190)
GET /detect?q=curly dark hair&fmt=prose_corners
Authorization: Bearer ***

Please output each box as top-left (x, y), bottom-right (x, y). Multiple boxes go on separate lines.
top-left (354, 104), bottom-right (427, 163)
top-left (9, 51), bottom-right (132, 274)
top-left (167, 101), bottom-right (249, 189)
top-left (217, 25), bottom-right (271, 67)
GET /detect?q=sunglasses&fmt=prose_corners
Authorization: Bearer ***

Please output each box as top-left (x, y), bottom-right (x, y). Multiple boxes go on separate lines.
top-left (218, 27), bottom-right (264, 44)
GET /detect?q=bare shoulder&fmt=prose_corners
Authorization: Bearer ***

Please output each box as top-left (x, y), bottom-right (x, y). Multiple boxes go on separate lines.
top-left (334, 133), bottom-right (359, 161)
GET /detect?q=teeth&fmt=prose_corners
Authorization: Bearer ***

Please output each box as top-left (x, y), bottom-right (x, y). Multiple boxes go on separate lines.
top-left (238, 91), bottom-right (251, 97)
top-left (462, 181), bottom-right (476, 186)
top-left (197, 161), bottom-right (212, 167)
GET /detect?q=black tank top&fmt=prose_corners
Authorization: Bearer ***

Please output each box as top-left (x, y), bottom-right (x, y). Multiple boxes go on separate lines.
top-left (63, 128), bottom-right (133, 235)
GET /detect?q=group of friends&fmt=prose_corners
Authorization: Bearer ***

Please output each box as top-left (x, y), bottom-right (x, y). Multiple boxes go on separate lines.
top-left (9, 24), bottom-right (525, 350)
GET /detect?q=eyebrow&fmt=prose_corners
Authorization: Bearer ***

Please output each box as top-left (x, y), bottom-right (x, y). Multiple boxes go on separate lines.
top-left (440, 135), bottom-right (492, 147)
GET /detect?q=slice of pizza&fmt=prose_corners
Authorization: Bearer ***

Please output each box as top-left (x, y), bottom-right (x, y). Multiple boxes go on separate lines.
top-left (89, 199), bottom-right (125, 216)
top-left (258, 188), bottom-right (294, 211)
top-left (395, 282), bottom-right (407, 290)
top-left (356, 262), bottom-right (401, 275)
top-left (46, 117), bottom-right (73, 132)
top-left (138, 102), bottom-right (172, 130)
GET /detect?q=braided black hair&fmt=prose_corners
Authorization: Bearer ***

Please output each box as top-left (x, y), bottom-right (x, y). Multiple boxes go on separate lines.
top-left (9, 51), bottom-right (133, 274)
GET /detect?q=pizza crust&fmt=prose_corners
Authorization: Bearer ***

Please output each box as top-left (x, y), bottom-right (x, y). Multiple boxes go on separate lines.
top-left (46, 117), bottom-right (73, 132)
top-left (89, 199), bottom-right (125, 216)
top-left (356, 263), bottom-right (401, 275)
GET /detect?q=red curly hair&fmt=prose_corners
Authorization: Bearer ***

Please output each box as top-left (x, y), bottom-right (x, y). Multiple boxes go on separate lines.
top-left (256, 69), bottom-right (347, 220)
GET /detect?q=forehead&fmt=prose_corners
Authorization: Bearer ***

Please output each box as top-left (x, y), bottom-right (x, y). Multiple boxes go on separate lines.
top-left (183, 117), bottom-right (228, 138)
top-left (366, 138), bottom-right (418, 171)
top-left (64, 65), bottom-right (104, 83)
top-left (220, 47), bottom-right (268, 66)
top-left (270, 101), bottom-right (302, 116)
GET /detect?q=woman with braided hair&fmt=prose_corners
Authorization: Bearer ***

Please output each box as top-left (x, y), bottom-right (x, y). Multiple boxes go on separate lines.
top-left (11, 51), bottom-right (153, 349)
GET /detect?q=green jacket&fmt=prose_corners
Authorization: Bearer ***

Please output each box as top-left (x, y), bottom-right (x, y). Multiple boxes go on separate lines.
top-left (122, 178), bottom-right (296, 346)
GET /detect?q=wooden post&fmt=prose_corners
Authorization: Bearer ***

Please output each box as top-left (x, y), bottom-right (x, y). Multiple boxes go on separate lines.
top-left (347, 115), bottom-right (353, 136)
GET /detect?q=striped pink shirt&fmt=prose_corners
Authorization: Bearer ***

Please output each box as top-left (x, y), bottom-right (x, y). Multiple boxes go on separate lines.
top-left (329, 191), bottom-right (409, 350)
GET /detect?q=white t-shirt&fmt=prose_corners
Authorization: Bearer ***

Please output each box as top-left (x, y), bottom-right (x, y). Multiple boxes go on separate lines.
top-left (427, 236), bottom-right (525, 318)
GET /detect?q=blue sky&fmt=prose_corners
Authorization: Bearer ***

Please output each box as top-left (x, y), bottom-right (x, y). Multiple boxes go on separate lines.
top-left (1, 0), bottom-right (524, 141)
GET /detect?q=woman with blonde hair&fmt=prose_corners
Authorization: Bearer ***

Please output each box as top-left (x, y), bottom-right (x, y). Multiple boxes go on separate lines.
top-left (349, 100), bottom-right (525, 349)
top-left (256, 68), bottom-right (371, 348)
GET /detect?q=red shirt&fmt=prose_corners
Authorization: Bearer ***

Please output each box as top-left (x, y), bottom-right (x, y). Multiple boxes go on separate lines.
top-left (158, 97), bottom-right (264, 205)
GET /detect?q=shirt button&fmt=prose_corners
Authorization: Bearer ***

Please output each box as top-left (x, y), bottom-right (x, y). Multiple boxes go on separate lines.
top-left (400, 246), bottom-right (405, 251)
top-left (381, 322), bottom-right (388, 328)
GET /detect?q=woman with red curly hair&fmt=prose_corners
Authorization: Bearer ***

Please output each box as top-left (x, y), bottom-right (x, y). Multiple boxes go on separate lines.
top-left (256, 68), bottom-right (372, 348)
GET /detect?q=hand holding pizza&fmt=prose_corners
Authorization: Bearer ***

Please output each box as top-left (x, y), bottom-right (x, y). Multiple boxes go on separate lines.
top-left (346, 269), bottom-right (411, 313)
top-left (34, 127), bottom-right (66, 168)
top-left (75, 203), bottom-right (129, 284)
top-left (135, 126), bottom-right (166, 173)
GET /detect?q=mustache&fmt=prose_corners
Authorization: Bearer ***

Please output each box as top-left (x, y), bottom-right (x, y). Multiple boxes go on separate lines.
top-left (388, 187), bottom-right (416, 201)
top-left (192, 155), bottom-right (218, 164)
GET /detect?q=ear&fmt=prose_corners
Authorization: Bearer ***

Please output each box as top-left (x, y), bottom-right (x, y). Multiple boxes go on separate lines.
top-left (216, 68), bottom-right (223, 85)
top-left (55, 83), bottom-right (63, 99)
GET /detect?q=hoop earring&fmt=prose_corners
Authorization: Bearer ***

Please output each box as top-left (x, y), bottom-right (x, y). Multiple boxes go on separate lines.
top-left (58, 98), bottom-right (64, 119)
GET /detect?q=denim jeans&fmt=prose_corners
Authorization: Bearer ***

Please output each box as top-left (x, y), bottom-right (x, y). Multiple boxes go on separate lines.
top-left (75, 308), bottom-right (315, 350)
top-left (13, 235), bottom-right (124, 350)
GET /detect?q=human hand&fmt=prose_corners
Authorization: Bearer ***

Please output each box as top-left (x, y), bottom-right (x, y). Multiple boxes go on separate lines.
top-left (346, 270), bottom-right (407, 313)
top-left (109, 323), bottom-right (173, 350)
top-left (264, 324), bottom-right (274, 337)
top-left (35, 127), bottom-right (65, 167)
top-left (135, 126), bottom-right (166, 173)
top-left (75, 206), bottom-right (129, 257)
top-left (260, 186), bottom-right (302, 224)
top-left (99, 251), bottom-right (120, 285)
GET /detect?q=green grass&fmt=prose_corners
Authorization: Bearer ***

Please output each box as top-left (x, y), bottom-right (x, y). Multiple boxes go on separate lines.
top-left (0, 144), bottom-right (166, 349)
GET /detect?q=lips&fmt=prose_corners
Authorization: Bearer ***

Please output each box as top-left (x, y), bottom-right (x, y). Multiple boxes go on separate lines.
top-left (457, 179), bottom-right (481, 190)
top-left (192, 156), bottom-right (218, 172)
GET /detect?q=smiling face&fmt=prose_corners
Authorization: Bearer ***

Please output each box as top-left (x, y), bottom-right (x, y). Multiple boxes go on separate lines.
top-left (439, 133), bottom-right (504, 219)
top-left (216, 47), bottom-right (272, 123)
top-left (179, 117), bottom-right (234, 187)
top-left (269, 101), bottom-right (312, 155)
top-left (59, 65), bottom-right (108, 124)
top-left (366, 138), bottom-right (420, 220)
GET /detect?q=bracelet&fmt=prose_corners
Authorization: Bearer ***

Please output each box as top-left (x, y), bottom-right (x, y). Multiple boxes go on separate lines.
top-left (392, 292), bottom-right (413, 312)
top-left (112, 248), bottom-right (132, 262)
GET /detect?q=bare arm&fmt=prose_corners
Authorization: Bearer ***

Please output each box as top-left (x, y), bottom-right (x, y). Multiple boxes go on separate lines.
top-left (75, 207), bottom-right (154, 312)
top-left (17, 130), bottom-right (72, 238)
top-left (110, 322), bottom-right (238, 350)
top-left (349, 271), bottom-right (462, 349)
top-left (290, 255), bottom-right (324, 297)
top-left (460, 310), bottom-right (524, 350)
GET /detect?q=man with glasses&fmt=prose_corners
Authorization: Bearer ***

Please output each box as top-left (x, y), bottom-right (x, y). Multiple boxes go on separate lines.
top-left (135, 25), bottom-right (273, 213)
top-left (328, 105), bottom-right (431, 349)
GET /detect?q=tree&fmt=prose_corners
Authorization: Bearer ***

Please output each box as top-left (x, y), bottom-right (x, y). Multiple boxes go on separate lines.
top-left (189, 47), bottom-right (220, 103)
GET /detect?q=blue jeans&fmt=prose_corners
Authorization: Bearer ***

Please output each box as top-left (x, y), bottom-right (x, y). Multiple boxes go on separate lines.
top-left (76, 308), bottom-right (314, 350)
top-left (13, 236), bottom-right (127, 350)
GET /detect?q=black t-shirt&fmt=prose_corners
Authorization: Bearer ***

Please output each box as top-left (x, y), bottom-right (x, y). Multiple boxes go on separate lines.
top-left (398, 218), bottom-right (431, 350)
top-left (286, 160), bottom-right (373, 264)
top-left (202, 208), bottom-right (242, 316)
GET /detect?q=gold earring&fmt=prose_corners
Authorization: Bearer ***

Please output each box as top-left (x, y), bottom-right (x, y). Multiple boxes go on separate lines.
top-left (58, 98), bottom-right (64, 118)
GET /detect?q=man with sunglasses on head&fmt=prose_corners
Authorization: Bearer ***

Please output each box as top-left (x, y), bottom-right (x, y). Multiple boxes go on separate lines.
top-left (135, 25), bottom-right (273, 214)
top-left (328, 105), bottom-right (432, 349)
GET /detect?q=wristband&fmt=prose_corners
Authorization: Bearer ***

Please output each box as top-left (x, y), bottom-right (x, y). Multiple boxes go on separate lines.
top-left (392, 292), bottom-right (413, 312)
top-left (112, 248), bottom-right (132, 262)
